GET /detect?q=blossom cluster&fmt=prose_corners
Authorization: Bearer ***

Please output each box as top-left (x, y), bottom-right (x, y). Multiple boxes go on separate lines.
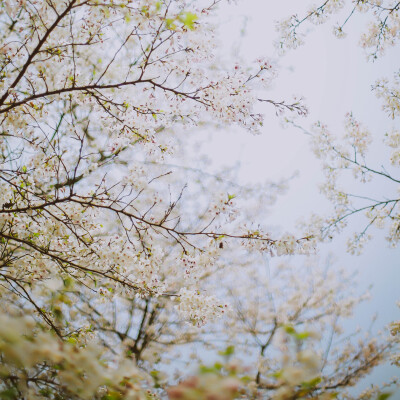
top-left (0, 314), bottom-right (146, 399)
top-left (275, 0), bottom-right (400, 59)
top-left (304, 74), bottom-right (400, 254)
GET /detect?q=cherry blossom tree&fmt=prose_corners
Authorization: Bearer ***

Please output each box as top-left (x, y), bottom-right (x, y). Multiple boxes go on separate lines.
top-left (0, 0), bottom-right (319, 397)
top-left (182, 257), bottom-right (395, 399)
top-left (0, 0), bottom-right (397, 399)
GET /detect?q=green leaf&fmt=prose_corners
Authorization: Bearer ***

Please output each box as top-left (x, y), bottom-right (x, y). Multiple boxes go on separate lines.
top-left (377, 393), bottom-right (392, 400)
top-left (218, 345), bottom-right (235, 357)
top-left (240, 375), bottom-right (252, 383)
top-left (199, 365), bottom-right (216, 374)
top-left (166, 18), bottom-right (177, 30)
top-left (178, 12), bottom-right (198, 30)
top-left (102, 391), bottom-right (122, 400)
top-left (0, 388), bottom-right (18, 400)
top-left (213, 362), bottom-right (223, 370)
top-left (301, 376), bottom-right (322, 389)
top-left (295, 331), bottom-right (311, 341)
top-left (67, 337), bottom-right (77, 345)
top-left (270, 370), bottom-right (283, 379)
top-left (284, 325), bottom-right (296, 335)
top-left (39, 388), bottom-right (52, 398)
